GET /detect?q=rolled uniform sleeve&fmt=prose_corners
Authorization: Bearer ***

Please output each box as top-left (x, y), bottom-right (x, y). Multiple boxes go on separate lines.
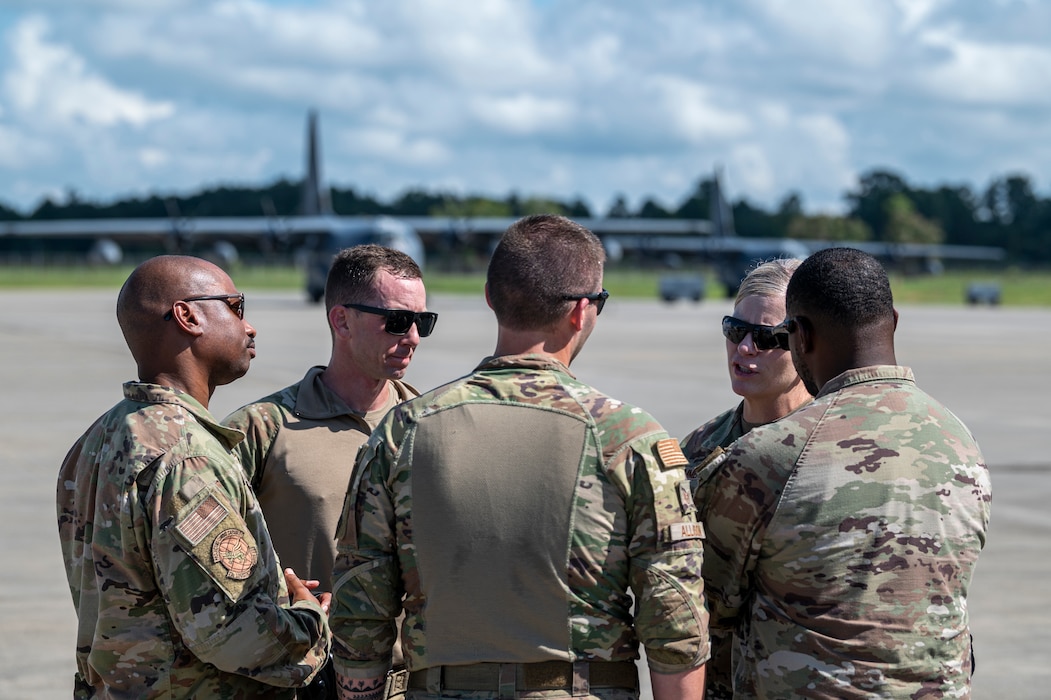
top-left (150, 454), bottom-right (330, 687)
top-left (623, 435), bottom-right (710, 674)
top-left (330, 433), bottom-right (403, 679)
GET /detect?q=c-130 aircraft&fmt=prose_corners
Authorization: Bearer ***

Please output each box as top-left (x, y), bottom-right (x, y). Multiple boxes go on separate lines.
top-left (2, 112), bottom-right (1003, 302)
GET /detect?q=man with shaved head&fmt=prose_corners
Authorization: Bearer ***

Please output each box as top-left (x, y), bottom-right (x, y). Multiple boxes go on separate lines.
top-left (57, 255), bottom-right (331, 698)
top-left (693, 247), bottom-right (991, 698)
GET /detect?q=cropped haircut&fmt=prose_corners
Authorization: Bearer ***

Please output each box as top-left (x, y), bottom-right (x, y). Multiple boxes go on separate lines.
top-left (786, 247), bottom-right (894, 329)
top-left (735, 258), bottom-right (802, 306)
top-left (487, 215), bottom-right (606, 331)
top-left (324, 244), bottom-right (422, 313)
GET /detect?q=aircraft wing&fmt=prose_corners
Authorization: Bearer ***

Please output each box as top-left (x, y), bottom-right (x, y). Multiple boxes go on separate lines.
top-left (397, 216), bottom-right (711, 237)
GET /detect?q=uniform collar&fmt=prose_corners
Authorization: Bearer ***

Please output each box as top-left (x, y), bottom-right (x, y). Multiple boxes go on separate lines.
top-left (293, 365), bottom-right (410, 420)
top-left (122, 381), bottom-right (245, 449)
top-left (475, 353), bottom-right (576, 378)
top-left (817, 365), bottom-right (915, 399)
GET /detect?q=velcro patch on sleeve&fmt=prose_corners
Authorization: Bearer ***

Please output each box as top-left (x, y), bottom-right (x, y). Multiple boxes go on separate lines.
top-left (655, 438), bottom-right (689, 470)
top-left (668, 521), bottom-right (705, 542)
top-left (677, 480), bottom-right (696, 515)
top-left (176, 495), bottom-right (228, 546)
top-left (210, 528), bottom-right (258, 580)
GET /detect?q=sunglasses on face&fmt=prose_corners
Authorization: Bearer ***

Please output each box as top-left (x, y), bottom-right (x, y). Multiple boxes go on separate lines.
top-left (342, 303), bottom-right (438, 337)
top-left (163, 293), bottom-right (245, 321)
top-left (722, 315), bottom-right (790, 351)
top-left (561, 289), bottom-right (609, 315)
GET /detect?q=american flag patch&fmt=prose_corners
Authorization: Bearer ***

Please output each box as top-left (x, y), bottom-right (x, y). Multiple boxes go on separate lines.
top-left (176, 495), bottom-right (228, 546)
top-left (656, 438), bottom-right (689, 469)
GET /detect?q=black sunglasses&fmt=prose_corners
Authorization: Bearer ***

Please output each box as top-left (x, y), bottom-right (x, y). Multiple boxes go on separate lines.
top-left (343, 303), bottom-right (438, 337)
top-left (722, 315), bottom-right (790, 351)
top-left (163, 293), bottom-right (245, 321)
top-left (561, 289), bottom-right (609, 315)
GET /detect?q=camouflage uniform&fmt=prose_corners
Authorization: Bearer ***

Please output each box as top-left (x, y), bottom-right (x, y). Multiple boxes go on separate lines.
top-left (679, 402), bottom-right (744, 700)
top-left (694, 366), bottom-right (991, 699)
top-left (330, 354), bottom-right (709, 697)
top-left (57, 382), bottom-right (331, 699)
top-left (681, 403), bottom-right (745, 470)
top-left (224, 366), bottom-right (418, 591)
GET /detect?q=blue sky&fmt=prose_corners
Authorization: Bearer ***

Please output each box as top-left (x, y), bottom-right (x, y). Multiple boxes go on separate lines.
top-left (1, 0), bottom-right (1049, 215)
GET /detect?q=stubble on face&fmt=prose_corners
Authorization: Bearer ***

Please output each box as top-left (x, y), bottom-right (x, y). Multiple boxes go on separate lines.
top-left (346, 271), bottom-right (428, 382)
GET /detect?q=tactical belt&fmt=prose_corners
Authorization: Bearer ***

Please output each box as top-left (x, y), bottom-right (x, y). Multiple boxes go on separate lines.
top-left (407, 660), bottom-right (638, 695)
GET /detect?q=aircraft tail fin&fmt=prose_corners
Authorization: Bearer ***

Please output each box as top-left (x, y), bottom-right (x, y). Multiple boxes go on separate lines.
top-left (710, 166), bottom-right (735, 238)
top-left (301, 109), bottom-right (333, 216)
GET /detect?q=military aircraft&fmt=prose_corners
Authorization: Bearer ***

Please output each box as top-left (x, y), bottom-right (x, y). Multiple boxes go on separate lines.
top-left (2, 112), bottom-right (1005, 302)
top-left (634, 171), bottom-right (1008, 300)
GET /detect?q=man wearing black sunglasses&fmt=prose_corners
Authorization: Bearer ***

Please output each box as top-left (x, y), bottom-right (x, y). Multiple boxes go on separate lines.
top-left (58, 255), bottom-right (330, 698)
top-left (331, 215), bottom-right (709, 700)
top-left (225, 245), bottom-right (432, 699)
top-left (694, 247), bottom-right (990, 698)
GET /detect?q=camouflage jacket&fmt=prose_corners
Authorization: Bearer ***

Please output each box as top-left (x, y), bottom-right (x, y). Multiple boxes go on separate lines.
top-left (681, 403), bottom-right (744, 469)
top-left (680, 403), bottom-right (743, 700)
top-left (224, 366), bottom-right (417, 591)
top-left (694, 366), bottom-right (991, 699)
top-left (330, 354), bottom-right (709, 679)
top-left (57, 382), bottom-right (331, 699)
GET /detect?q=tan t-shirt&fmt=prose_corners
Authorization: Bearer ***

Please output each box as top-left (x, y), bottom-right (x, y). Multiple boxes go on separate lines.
top-left (225, 366), bottom-right (416, 591)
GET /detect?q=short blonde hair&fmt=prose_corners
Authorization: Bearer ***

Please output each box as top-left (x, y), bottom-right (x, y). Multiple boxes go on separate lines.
top-left (735, 258), bottom-right (803, 305)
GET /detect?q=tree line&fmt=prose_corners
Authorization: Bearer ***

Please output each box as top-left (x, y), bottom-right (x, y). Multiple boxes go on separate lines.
top-left (3, 168), bottom-right (1048, 264)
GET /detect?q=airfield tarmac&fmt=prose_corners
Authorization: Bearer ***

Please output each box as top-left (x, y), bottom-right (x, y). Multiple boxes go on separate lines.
top-left (1, 288), bottom-right (1048, 699)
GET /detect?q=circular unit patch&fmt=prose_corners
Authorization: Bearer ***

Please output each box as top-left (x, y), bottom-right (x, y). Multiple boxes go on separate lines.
top-left (211, 528), bottom-right (258, 580)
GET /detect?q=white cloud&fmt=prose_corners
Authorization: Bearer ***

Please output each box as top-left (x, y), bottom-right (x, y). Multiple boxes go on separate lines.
top-left (0, 0), bottom-right (1048, 214)
top-left (469, 93), bottom-right (575, 135)
top-left (912, 27), bottom-right (1051, 105)
top-left (3, 15), bottom-right (174, 128)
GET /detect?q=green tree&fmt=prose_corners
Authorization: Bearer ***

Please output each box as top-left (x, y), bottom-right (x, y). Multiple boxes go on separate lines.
top-left (787, 214), bottom-right (871, 241)
top-left (883, 194), bottom-right (944, 244)
top-left (432, 197), bottom-right (512, 218)
top-left (845, 169), bottom-right (910, 240)
top-left (673, 178), bottom-right (713, 219)
top-left (607, 195), bottom-right (631, 218)
top-left (638, 198), bottom-right (671, 218)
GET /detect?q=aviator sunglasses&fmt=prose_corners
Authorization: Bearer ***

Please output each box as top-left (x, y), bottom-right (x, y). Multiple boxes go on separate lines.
top-left (722, 315), bottom-right (790, 352)
top-left (163, 293), bottom-right (245, 321)
top-left (342, 303), bottom-right (438, 337)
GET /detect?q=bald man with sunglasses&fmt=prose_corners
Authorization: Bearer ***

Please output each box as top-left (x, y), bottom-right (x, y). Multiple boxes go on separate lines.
top-left (57, 255), bottom-right (330, 698)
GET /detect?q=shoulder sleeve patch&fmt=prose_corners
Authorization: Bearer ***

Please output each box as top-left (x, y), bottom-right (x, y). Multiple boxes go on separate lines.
top-left (167, 480), bottom-right (261, 601)
top-left (655, 438), bottom-right (689, 470)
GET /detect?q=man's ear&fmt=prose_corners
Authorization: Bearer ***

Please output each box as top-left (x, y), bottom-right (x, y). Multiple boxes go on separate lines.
top-left (794, 315), bottom-right (814, 354)
top-left (169, 301), bottom-right (205, 338)
top-left (329, 305), bottom-right (351, 339)
top-left (484, 283), bottom-right (494, 311)
top-left (567, 299), bottom-right (587, 332)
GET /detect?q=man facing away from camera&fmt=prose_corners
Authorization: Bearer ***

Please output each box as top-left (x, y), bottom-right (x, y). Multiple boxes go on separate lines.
top-left (693, 246), bottom-right (991, 698)
top-left (329, 214), bottom-right (709, 700)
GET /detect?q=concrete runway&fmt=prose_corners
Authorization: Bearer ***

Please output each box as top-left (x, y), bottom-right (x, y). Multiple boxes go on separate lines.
top-left (2, 288), bottom-right (1048, 698)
